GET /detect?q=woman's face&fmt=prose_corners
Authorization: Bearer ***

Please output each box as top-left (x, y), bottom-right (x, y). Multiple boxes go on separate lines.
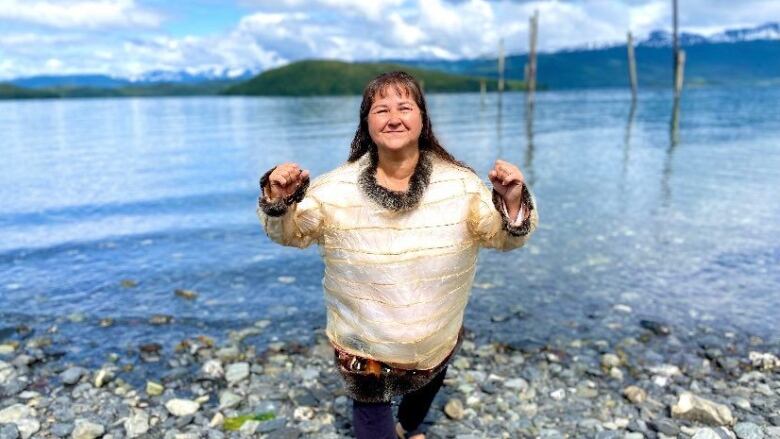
top-left (367, 87), bottom-right (423, 154)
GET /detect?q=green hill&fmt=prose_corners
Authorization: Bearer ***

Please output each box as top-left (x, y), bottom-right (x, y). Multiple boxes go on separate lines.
top-left (0, 83), bottom-right (59, 99)
top-left (223, 60), bottom-right (524, 96)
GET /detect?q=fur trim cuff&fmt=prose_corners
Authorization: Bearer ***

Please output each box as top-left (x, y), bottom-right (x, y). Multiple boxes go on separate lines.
top-left (492, 183), bottom-right (535, 237)
top-left (258, 166), bottom-right (310, 217)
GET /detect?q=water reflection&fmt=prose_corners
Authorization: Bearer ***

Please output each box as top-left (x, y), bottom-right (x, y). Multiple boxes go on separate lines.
top-left (662, 97), bottom-right (682, 208)
top-left (523, 100), bottom-right (536, 186)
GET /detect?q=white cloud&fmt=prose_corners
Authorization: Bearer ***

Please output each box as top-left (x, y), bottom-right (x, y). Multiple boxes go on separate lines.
top-left (1, 0), bottom-right (778, 79)
top-left (0, 0), bottom-right (162, 29)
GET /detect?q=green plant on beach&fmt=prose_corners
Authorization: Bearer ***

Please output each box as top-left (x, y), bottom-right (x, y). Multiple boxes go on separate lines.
top-left (223, 412), bottom-right (276, 431)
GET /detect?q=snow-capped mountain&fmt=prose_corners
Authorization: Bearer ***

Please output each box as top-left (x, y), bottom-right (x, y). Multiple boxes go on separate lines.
top-left (640, 22), bottom-right (779, 47)
top-left (129, 67), bottom-right (254, 84)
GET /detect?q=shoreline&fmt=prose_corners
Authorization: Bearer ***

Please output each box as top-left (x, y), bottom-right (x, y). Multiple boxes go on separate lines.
top-left (1, 313), bottom-right (779, 438)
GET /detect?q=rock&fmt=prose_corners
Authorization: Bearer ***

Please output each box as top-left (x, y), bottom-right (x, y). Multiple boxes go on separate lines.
top-left (71, 419), bottom-right (104, 439)
top-left (239, 420), bottom-right (260, 434)
top-left (609, 367), bottom-right (624, 381)
top-left (0, 424), bottom-right (19, 439)
top-left (201, 360), bottom-right (223, 379)
top-left (93, 368), bottom-right (112, 388)
top-left (120, 279), bottom-right (138, 288)
top-left (146, 381), bottom-right (164, 396)
top-left (504, 378), bottom-right (529, 392)
top-left (748, 352), bottom-right (779, 371)
top-left (257, 418), bottom-right (286, 434)
top-left (692, 428), bottom-right (737, 439)
top-left (601, 354), bottom-right (621, 368)
top-left (293, 406), bottom-right (314, 421)
top-left (734, 422), bottom-right (764, 439)
top-left (225, 362), bottom-right (249, 385)
top-left (623, 385), bottom-right (647, 404)
top-left (0, 344), bottom-right (15, 355)
top-left (648, 364), bottom-right (682, 377)
top-left (672, 392), bottom-right (735, 426)
top-left (640, 319), bottom-right (671, 336)
top-left (0, 404), bottom-right (34, 423)
top-left (651, 419), bottom-right (680, 436)
top-left (765, 427), bottom-right (780, 438)
top-left (59, 367), bottom-right (87, 385)
top-left (444, 398), bottom-right (464, 420)
top-left (550, 388), bottom-right (566, 400)
top-left (164, 399), bottom-right (200, 417)
top-left (50, 423), bottom-right (72, 437)
top-left (174, 289), bottom-right (198, 300)
top-left (148, 314), bottom-right (173, 325)
top-left (218, 391), bottom-right (242, 409)
top-left (124, 409), bottom-right (150, 438)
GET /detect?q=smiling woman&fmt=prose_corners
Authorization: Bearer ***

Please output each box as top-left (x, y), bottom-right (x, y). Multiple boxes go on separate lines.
top-left (256, 71), bottom-right (538, 439)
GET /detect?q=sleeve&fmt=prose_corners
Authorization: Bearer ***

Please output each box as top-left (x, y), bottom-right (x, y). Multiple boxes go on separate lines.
top-left (256, 166), bottom-right (325, 249)
top-left (468, 178), bottom-right (538, 251)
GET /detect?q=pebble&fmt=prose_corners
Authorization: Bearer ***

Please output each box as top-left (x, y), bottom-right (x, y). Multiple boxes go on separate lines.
top-left (444, 398), bottom-right (464, 420)
top-left (164, 399), bottom-right (200, 417)
top-left (124, 409), bottom-right (150, 438)
top-left (623, 385), bottom-right (647, 404)
top-left (71, 419), bottom-right (104, 439)
top-left (734, 422), bottom-right (764, 439)
top-left (225, 362), bottom-right (249, 384)
top-left (672, 392), bottom-right (734, 426)
top-left (59, 366), bottom-right (87, 385)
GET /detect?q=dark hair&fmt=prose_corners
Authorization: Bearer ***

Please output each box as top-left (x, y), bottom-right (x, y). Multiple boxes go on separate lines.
top-left (347, 71), bottom-right (472, 172)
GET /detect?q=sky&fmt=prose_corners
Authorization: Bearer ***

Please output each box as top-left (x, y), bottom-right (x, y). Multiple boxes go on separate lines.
top-left (0, 0), bottom-right (778, 80)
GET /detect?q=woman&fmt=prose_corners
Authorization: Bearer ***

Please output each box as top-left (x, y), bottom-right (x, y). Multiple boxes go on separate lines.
top-left (257, 71), bottom-right (537, 439)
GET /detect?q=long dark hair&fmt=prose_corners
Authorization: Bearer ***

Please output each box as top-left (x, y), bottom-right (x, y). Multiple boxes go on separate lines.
top-left (347, 71), bottom-right (472, 172)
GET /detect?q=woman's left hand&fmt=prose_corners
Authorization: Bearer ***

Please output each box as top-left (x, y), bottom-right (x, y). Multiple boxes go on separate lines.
top-left (488, 159), bottom-right (526, 212)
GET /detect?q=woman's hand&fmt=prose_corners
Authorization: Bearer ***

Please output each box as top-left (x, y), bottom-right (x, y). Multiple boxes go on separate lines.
top-left (488, 159), bottom-right (526, 219)
top-left (266, 162), bottom-right (310, 201)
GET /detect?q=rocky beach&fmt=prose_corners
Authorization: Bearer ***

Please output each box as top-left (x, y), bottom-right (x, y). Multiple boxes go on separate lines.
top-left (1, 304), bottom-right (778, 439)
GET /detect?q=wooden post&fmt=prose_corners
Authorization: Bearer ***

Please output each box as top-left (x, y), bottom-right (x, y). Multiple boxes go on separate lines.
top-left (498, 38), bottom-right (505, 93)
top-left (627, 31), bottom-right (638, 100)
top-left (672, 0), bottom-right (679, 84)
top-left (480, 78), bottom-right (486, 106)
top-left (525, 10), bottom-right (539, 106)
top-left (674, 50), bottom-right (685, 98)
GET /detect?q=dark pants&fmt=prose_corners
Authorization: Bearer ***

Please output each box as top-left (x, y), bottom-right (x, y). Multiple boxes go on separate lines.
top-left (352, 365), bottom-right (448, 439)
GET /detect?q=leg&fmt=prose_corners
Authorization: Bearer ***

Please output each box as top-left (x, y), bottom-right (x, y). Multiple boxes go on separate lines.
top-left (397, 365), bottom-right (448, 436)
top-left (352, 398), bottom-right (396, 439)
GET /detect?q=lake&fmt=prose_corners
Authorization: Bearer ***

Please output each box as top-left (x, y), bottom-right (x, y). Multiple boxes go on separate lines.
top-left (1, 87), bottom-right (779, 366)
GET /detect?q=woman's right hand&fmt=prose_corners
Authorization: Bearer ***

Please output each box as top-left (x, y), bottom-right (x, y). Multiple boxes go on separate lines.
top-left (266, 162), bottom-right (310, 201)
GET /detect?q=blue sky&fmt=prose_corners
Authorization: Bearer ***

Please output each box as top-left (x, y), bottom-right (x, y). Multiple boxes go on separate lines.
top-left (0, 0), bottom-right (778, 80)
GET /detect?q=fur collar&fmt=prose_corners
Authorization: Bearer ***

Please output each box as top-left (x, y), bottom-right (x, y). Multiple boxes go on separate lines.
top-left (357, 148), bottom-right (432, 212)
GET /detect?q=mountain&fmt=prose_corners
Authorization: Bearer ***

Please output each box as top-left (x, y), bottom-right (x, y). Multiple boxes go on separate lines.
top-left (395, 22), bottom-right (780, 89)
top-left (9, 68), bottom-right (251, 90)
top-left (223, 60), bottom-right (524, 96)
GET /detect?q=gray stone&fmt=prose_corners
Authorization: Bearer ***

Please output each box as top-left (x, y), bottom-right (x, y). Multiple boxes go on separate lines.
top-left (124, 409), bottom-right (149, 438)
top-left (59, 367), bottom-right (87, 385)
top-left (218, 391), bottom-right (242, 409)
top-left (257, 418), bottom-right (286, 434)
top-left (651, 419), bottom-right (680, 436)
top-left (0, 424), bottom-right (19, 439)
top-left (50, 423), bottom-right (72, 437)
top-left (225, 362), bottom-right (249, 385)
top-left (734, 422), bottom-right (764, 439)
top-left (71, 419), bottom-right (105, 439)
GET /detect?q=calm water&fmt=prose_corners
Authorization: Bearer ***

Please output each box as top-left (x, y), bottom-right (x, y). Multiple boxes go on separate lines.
top-left (1, 88), bottom-right (779, 365)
